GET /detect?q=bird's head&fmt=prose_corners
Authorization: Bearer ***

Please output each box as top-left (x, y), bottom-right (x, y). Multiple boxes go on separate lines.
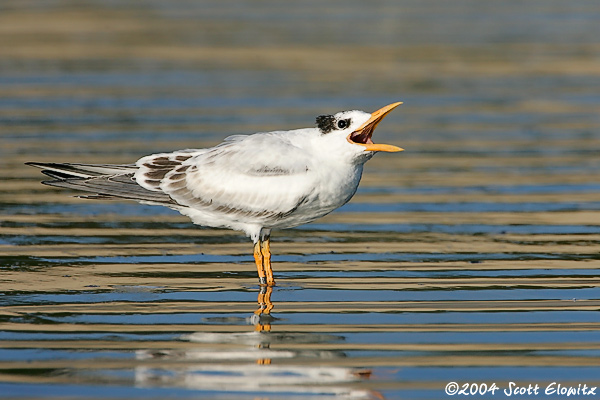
top-left (314, 102), bottom-right (404, 162)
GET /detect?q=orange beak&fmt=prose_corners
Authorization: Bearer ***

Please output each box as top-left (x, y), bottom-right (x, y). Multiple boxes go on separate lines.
top-left (347, 102), bottom-right (404, 152)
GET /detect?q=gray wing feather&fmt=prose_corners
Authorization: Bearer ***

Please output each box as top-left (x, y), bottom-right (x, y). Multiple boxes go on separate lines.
top-left (26, 162), bottom-right (137, 178)
top-left (27, 162), bottom-right (174, 205)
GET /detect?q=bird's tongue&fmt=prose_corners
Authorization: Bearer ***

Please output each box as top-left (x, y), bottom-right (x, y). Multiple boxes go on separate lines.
top-left (350, 125), bottom-right (374, 144)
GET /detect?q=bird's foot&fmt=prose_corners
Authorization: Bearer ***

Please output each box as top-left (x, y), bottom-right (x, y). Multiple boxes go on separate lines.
top-left (258, 278), bottom-right (276, 287)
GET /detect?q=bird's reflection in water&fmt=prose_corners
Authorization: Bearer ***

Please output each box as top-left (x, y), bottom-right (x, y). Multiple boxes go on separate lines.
top-left (135, 287), bottom-right (382, 399)
top-left (254, 285), bottom-right (275, 335)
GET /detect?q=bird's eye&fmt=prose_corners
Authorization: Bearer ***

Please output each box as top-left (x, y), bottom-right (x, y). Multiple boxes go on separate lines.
top-left (337, 119), bottom-right (350, 129)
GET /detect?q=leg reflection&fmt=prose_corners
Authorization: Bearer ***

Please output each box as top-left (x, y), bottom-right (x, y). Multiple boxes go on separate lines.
top-left (254, 285), bottom-right (274, 319)
top-left (254, 285), bottom-right (275, 364)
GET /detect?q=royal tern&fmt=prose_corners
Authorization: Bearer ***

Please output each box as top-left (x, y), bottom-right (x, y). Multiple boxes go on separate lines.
top-left (27, 102), bottom-right (403, 286)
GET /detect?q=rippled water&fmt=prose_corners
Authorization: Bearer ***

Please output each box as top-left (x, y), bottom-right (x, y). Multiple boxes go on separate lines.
top-left (1, 1), bottom-right (600, 399)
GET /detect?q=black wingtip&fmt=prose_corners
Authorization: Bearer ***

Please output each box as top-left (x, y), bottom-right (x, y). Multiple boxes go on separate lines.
top-left (40, 170), bottom-right (76, 180)
top-left (26, 162), bottom-right (62, 170)
top-left (27, 162), bottom-right (71, 182)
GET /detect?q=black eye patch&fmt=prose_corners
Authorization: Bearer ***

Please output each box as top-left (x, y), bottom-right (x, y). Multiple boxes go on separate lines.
top-left (316, 115), bottom-right (336, 134)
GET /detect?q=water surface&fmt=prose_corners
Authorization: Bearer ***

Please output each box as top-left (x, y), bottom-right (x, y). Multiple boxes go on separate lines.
top-left (1, 1), bottom-right (600, 399)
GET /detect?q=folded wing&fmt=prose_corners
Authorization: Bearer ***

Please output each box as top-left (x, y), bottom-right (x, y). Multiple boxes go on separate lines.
top-left (136, 133), bottom-right (317, 222)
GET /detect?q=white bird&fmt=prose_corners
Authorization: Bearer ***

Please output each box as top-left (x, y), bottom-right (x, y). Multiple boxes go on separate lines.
top-left (27, 102), bottom-right (403, 286)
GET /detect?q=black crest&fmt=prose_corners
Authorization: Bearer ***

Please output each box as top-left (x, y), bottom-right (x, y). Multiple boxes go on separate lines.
top-left (316, 114), bottom-right (336, 134)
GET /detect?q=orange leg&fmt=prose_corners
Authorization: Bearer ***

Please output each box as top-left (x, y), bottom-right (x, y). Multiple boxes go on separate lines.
top-left (253, 241), bottom-right (267, 285)
top-left (261, 237), bottom-right (275, 286)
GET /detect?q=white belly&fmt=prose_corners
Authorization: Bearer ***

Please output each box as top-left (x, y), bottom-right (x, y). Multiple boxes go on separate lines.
top-left (173, 162), bottom-right (364, 235)
top-left (266, 163), bottom-right (364, 229)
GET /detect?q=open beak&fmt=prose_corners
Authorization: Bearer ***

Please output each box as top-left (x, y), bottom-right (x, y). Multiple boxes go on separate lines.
top-left (347, 102), bottom-right (404, 152)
